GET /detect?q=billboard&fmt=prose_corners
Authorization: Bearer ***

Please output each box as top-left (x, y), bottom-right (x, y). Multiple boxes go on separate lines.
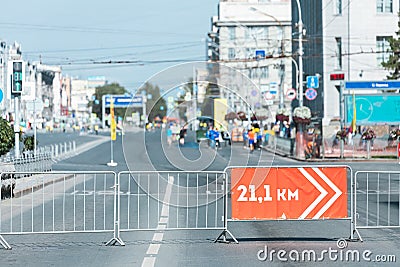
top-left (345, 94), bottom-right (400, 125)
top-left (230, 167), bottom-right (347, 220)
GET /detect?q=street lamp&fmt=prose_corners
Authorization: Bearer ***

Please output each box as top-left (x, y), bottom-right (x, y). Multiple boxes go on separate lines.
top-left (294, 0), bottom-right (304, 107)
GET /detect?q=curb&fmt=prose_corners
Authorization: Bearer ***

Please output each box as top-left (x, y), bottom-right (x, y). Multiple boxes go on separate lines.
top-left (13, 174), bottom-right (75, 198)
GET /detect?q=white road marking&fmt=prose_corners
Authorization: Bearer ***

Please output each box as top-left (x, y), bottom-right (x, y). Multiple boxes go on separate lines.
top-left (141, 175), bottom-right (174, 267)
top-left (146, 244), bottom-right (161, 255)
top-left (152, 232), bottom-right (164, 242)
top-left (141, 257), bottom-right (156, 267)
top-left (159, 217), bottom-right (168, 224)
top-left (157, 224), bottom-right (166, 230)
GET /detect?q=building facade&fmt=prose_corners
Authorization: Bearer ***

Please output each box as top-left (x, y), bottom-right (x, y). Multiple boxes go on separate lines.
top-left (210, 0), bottom-right (293, 121)
top-left (293, 0), bottom-right (399, 137)
top-left (70, 76), bottom-right (107, 124)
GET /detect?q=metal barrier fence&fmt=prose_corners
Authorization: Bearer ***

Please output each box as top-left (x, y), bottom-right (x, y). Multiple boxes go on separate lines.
top-left (216, 165), bottom-right (355, 243)
top-left (5, 168), bottom-right (400, 249)
top-left (115, 171), bottom-right (225, 243)
top-left (354, 171), bottom-right (400, 241)
top-left (0, 171), bottom-right (117, 249)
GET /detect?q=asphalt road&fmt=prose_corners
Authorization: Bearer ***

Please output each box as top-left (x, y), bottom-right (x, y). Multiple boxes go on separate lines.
top-left (0, 127), bottom-right (399, 266)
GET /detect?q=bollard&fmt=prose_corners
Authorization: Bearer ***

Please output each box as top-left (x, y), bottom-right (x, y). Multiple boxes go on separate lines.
top-left (64, 142), bottom-right (67, 154)
top-left (73, 141), bottom-right (76, 153)
top-left (55, 144), bottom-right (59, 157)
top-left (69, 141), bottom-right (72, 153)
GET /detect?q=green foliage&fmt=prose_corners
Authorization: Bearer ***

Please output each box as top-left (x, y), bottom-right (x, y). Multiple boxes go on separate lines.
top-left (90, 83), bottom-right (128, 121)
top-left (0, 118), bottom-right (15, 156)
top-left (22, 135), bottom-right (37, 152)
top-left (138, 82), bottom-right (167, 121)
top-left (382, 12), bottom-right (400, 79)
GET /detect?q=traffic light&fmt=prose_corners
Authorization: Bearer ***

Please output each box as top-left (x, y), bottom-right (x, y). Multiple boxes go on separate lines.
top-left (12, 61), bottom-right (23, 94)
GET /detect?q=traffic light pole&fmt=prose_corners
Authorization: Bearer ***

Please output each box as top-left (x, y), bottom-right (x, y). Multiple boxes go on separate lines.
top-left (14, 96), bottom-right (20, 158)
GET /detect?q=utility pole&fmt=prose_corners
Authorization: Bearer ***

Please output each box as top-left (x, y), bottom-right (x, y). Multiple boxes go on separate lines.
top-left (279, 60), bottom-right (285, 109)
top-left (193, 66), bottom-right (198, 131)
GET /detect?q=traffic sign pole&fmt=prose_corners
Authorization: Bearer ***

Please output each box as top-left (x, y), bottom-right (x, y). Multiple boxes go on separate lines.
top-left (107, 96), bottom-right (117, 167)
top-left (14, 97), bottom-right (20, 158)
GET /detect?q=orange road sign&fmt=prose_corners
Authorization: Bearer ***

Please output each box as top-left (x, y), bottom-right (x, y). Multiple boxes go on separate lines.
top-left (230, 167), bottom-right (347, 220)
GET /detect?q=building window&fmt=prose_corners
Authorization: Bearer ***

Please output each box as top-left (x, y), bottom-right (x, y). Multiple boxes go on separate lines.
top-left (377, 0), bottom-right (393, 13)
top-left (228, 48), bottom-right (236, 59)
top-left (245, 27), bottom-right (268, 41)
top-left (335, 0), bottom-right (342, 15)
top-left (335, 37), bottom-right (342, 69)
top-left (259, 66), bottom-right (269, 79)
top-left (228, 27), bottom-right (235, 41)
top-left (245, 47), bottom-right (256, 59)
top-left (376, 36), bottom-right (391, 64)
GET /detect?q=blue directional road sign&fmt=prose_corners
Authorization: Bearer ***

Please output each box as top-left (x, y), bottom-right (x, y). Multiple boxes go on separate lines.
top-left (306, 76), bottom-right (319, 89)
top-left (104, 95), bottom-right (143, 108)
top-left (0, 89), bottom-right (3, 103)
top-left (345, 81), bottom-right (400, 90)
top-left (255, 50), bottom-right (266, 60)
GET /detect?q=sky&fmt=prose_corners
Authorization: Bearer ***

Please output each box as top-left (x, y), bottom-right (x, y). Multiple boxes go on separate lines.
top-left (0, 0), bottom-right (219, 91)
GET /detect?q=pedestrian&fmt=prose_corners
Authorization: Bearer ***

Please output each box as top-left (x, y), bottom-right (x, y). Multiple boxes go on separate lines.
top-left (242, 128), bottom-right (248, 149)
top-left (214, 128), bottom-right (220, 149)
top-left (208, 127), bottom-right (216, 148)
top-left (167, 127), bottom-right (173, 146)
top-left (179, 127), bottom-right (186, 146)
top-left (257, 130), bottom-right (262, 149)
top-left (248, 128), bottom-right (255, 153)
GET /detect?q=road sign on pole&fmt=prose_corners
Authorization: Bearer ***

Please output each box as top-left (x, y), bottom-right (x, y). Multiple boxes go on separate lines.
top-left (305, 88), bottom-right (318, 100)
top-left (306, 76), bottom-right (319, 88)
top-left (286, 88), bottom-right (296, 100)
top-left (230, 167), bottom-right (347, 220)
top-left (104, 95), bottom-right (143, 108)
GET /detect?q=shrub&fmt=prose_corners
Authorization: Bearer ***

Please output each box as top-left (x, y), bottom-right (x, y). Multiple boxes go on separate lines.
top-left (0, 118), bottom-right (15, 156)
top-left (23, 135), bottom-right (37, 152)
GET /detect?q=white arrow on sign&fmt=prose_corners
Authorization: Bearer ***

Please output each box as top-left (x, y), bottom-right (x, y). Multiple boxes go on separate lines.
top-left (297, 167), bottom-right (343, 219)
top-left (298, 168), bottom-right (328, 219)
top-left (312, 168), bottom-right (342, 219)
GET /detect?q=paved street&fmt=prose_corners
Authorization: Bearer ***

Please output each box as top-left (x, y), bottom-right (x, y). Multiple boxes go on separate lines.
top-left (0, 128), bottom-right (399, 266)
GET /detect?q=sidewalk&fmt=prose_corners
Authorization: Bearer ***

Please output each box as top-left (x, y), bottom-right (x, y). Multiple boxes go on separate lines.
top-left (263, 144), bottom-right (399, 162)
top-left (2, 135), bottom-right (109, 199)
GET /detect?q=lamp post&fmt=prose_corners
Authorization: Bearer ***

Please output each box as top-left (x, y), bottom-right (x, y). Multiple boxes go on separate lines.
top-left (295, 0), bottom-right (304, 107)
top-left (294, 0), bottom-right (306, 159)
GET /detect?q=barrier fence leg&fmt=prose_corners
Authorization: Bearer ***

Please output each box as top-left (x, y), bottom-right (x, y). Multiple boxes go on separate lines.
top-left (350, 171), bottom-right (363, 242)
top-left (215, 176), bottom-right (238, 244)
top-left (106, 174), bottom-right (125, 246)
top-left (0, 235), bottom-right (12, 250)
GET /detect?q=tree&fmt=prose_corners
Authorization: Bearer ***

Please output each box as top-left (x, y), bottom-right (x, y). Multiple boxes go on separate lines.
top-left (90, 83), bottom-right (128, 121)
top-left (0, 118), bottom-right (15, 156)
top-left (138, 82), bottom-right (167, 121)
top-left (382, 12), bottom-right (400, 79)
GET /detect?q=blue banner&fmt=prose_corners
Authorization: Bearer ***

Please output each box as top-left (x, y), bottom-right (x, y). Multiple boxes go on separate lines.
top-left (345, 81), bottom-right (400, 89)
